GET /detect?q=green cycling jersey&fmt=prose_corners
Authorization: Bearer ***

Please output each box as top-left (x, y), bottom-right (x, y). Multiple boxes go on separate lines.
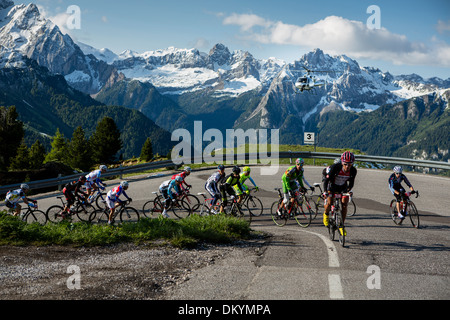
top-left (282, 165), bottom-right (306, 193)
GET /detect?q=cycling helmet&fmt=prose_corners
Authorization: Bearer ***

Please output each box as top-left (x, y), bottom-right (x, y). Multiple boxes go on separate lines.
top-left (232, 166), bottom-right (241, 174)
top-left (393, 165), bottom-right (403, 174)
top-left (341, 151), bottom-right (355, 164)
top-left (184, 166), bottom-right (191, 173)
top-left (20, 183), bottom-right (30, 190)
top-left (99, 165), bottom-right (107, 171)
top-left (175, 176), bottom-right (183, 182)
top-left (334, 158), bottom-right (341, 164)
top-left (243, 166), bottom-right (251, 173)
top-left (296, 158), bottom-right (305, 166)
top-left (217, 165), bottom-right (225, 171)
top-left (120, 181), bottom-right (129, 188)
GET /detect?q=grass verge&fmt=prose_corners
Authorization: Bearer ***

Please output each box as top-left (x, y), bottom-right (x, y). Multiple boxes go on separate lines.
top-left (0, 211), bottom-right (253, 249)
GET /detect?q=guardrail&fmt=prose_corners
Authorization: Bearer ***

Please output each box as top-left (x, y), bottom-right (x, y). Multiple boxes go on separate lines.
top-left (1, 152), bottom-right (449, 195)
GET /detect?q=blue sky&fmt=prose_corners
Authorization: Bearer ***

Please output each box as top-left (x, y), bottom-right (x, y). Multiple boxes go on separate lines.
top-left (21, 0), bottom-right (450, 78)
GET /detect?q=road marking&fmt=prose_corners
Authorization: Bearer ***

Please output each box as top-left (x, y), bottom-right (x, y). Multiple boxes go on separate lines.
top-left (328, 274), bottom-right (344, 299)
top-left (294, 227), bottom-right (344, 299)
top-left (299, 228), bottom-right (340, 268)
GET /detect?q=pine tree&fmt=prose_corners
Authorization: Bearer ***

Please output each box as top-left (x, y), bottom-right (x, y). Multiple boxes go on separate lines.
top-left (140, 137), bottom-right (153, 162)
top-left (29, 140), bottom-right (46, 169)
top-left (45, 128), bottom-right (69, 164)
top-left (90, 117), bottom-right (123, 164)
top-left (8, 140), bottom-right (30, 170)
top-left (68, 126), bottom-right (92, 171)
top-left (0, 106), bottom-right (24, 170)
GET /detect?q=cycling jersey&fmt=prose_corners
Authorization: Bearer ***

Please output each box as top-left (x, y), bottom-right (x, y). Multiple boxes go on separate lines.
top-left (205, 171), bottom-right (225, 196)
top-left (221, 173), bottom-right (243, 192)
top-left (107, 185), bottom-right (129, 202)
top-left (282, 166), bottom-right (310, 193)
top-left (159, 179), bottom-right (181, 199)
top-left (323, 163), bottom-right (357, 193)
top-left (388, 173), bottom-right (412, 194)
top-left (64, 179), bottom-right (85, 194)
top-left (85, 169), bottom-right (104, 188)
top-left (233, 173), bottom-right (257, 195)
top-left (5, 189), bottom-right (26, 205)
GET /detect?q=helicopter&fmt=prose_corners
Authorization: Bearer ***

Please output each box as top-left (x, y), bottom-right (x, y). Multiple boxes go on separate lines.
top-left (293, 66), bottom-right (334, 93)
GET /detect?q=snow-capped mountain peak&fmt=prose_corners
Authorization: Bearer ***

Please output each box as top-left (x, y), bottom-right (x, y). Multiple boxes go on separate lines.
top-left (0, 0), bottom-right (116, 93)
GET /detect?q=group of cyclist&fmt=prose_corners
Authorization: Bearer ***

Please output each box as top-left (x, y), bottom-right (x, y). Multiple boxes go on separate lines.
top-left (4, 150), bottom-right (417, 229)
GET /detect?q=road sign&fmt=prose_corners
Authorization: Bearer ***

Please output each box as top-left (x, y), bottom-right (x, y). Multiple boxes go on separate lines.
top-left (304, 132), bottom-right (315, 145)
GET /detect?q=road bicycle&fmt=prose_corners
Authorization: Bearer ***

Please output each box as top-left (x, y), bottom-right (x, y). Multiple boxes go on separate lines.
top-left (270, 188), bottom-right (311, 227)
top-left (241, 188), bottom-right (263, 217)
top-left (8, 202), bottom-right (47, 225)
top-left (142, 192), bottom-right (192, 219)
top-left (312, 183), bottom-right (356, 219)
top-left (90, 199), bottom-right (140, 224)
top-left (389, 190), bottom-right (420, 228)
top-left (86, 185), bottom-right (107, 210)
top-left (223, 194), bottom-right (252, 223)
top-left (196, 192), bottom-right (252, 223)
top-left (196, 192), bottom-right (221, 216)
top-left (46, 195), bottom-right (95, 223)
top-left (328, 193), bottom-right (351, 247)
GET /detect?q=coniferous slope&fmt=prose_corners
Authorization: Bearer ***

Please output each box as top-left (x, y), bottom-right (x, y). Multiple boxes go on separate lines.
top-left (0, 58), bottom-right (173, 158)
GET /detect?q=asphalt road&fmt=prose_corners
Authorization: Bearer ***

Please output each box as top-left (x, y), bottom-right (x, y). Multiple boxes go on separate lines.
top-left (4, 165), bottom-right (449, 300)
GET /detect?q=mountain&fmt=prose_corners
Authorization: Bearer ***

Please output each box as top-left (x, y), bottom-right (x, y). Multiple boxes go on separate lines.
top-left (314, 90), bottom-right (450, 162)
top-left (1, 0), bottom-right (448, 162)
top-left (0, 54), bottom-right (173, 158)
top-left (0, 0), bottom-right (116, 94)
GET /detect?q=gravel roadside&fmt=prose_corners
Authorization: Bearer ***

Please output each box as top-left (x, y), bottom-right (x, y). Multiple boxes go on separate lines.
top-left (0, 238), bottom-right (268, 300)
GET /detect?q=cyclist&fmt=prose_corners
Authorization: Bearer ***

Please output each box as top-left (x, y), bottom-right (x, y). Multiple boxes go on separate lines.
top-left (171, 166), bottom-right (192, 191)
top-left (159, 176), bottom-right (183, 218)
top-left (4, 184), bottom-right (37, 217)
top-left (85, 165), bottom-right (107, 201)
top-left (220, 166), bottom-right (244, 211)
top-left (322, 151), bottom-right (357, 236)
top-left (61, 176), bottom-right (89, 217)
top-left (205, 165), bottom-right (226, 211)
top-left (280, 158), bottom-right (314, 214)
top-left (106, 181), bottom-right (132, 224)
top-left (388, 165), bottom-right (416, 222)
top-left (234, 166), bottom-right (259, 198)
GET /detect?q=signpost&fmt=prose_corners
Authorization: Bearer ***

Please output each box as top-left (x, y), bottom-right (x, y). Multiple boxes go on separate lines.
top-left (304, 132), bottom-right (318, 165)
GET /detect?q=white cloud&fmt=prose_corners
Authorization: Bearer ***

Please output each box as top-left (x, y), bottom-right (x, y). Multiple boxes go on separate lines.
top-left (436, 20), bottom-right (450, 34)
top-left (223, 13), bottom-right (450, 68)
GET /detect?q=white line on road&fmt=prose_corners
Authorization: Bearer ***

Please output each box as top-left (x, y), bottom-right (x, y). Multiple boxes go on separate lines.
top-left (328, 274), bottom-right (344, 299)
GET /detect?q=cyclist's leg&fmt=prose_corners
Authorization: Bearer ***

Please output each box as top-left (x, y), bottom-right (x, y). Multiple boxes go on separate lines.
top-left (105, 197), bottom-right (115, 224)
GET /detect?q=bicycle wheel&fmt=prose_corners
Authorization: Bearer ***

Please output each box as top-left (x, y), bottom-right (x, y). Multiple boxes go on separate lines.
top-left (90, 209), bottom-right (110, 224)
top-left (46, 205), bottom-right (65, 223)
top-left (390, 199), bottom-right (402, 225)
top-left (245, 196), bottom-right (263, 217)
top-left (347, 199), bottom-right (356, 217)
top-left (230, 202), bottom-right (252, 223)
top-left (182, 194), bottom-right (200, 212)
top-left (142, 200), bottom-right (162, 218)
top-left (95, 192), bottom-right (107, 210)
top-left (120, 206), bottom-right (140, 223)
top-left (328, 214), bottom-right (336, 241)
top-left (312, 195), bottom-right (325, 220)
top-left (171, 199), bottom-right (192, 219)
top-left (408, 202), bottom-right (420, 229)
top-left (25, 209), bottom-right (47, 225)
top-left (74, 202), bottom-right (96, 222)
top-left (294, 200), bottom-right (311, 228)
top-left (270, 200), bottom-right (287, 226)
top-left (335, 209), bottom-right (345, 247)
